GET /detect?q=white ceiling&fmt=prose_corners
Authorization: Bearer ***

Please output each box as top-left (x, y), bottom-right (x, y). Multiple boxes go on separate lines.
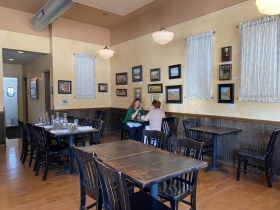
top-left (2, 49), bottom-right (42, 65)
top-left (74, 0), bottom-right (154, 16)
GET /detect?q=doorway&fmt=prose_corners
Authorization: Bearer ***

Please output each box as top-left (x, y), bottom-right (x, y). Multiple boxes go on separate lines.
top-left (43, 70), bottom-right (51, 116)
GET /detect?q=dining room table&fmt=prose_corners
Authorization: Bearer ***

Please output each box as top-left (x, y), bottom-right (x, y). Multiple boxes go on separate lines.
top-left (81, 140), bottom-right (208, 199)
top-left (188, 125), bottom-right (242, 173)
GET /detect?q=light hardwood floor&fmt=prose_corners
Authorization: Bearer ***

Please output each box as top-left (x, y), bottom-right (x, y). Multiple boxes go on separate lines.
top-left (1, 134), bottom-right (280, 210)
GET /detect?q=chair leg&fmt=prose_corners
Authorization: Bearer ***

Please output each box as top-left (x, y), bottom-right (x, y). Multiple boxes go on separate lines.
top-left (28, 147), bottom-right (34, 168)
top-left (121, 129), bottom-right (123, 141)
top-left (33, 159), bottom-right (37, 172)
top-left (35, 156), bottom-right (41, 176)
top-left (244, 160), bottom-right (248, 174)
top-left (22, 143), bottom-right (28, 164)
top-left (170, 200), bottom-right (179, 210)
top-left (265, 165), bottom-right (272, 188)
top-left (191, 187), bottom-right (197, 210)
top-left (80, 183), bottom-right (86, 210)
top-left (237, 156), bottom-right (242, 181)
top-left (20, 145), bottom-right (24, 161)
top-left (269, 159), bottom-right (276, 183)
top-left (42, 157), bottom-right (49, 181)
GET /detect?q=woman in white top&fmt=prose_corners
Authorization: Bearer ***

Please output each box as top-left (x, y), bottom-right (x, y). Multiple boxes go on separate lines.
top-left (144, 100), bottom-right (165, 131)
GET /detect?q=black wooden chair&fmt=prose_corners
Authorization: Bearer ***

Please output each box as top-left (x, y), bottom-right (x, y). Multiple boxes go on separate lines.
top-left (77, 118), bottom-right (90, 126)
top-left (18, 121), bottom-right (33, 165)
top-left (94, 157), bottom-right (171, 210)
top-left (89, 119), bottom-right (105, 145)
top-left (161, 117), bottom-right (176, 138)
top-left (141, 130), bottom-right (168, 150)
top-left (67, 115), bottom-right (75, 123)
top-left (72, 144), bottom-right (102, 210)
top-left (182, 118), bottom-right (213, 159)
top-left (118, 111), bottom-right (130, 140)
top-left (25, 122), bottom-right (37, 169)
top-left (33, 126), bottom-right (71, 181)
top-left (158, 138), bottom-right (204, 210)
top-left (96, 110), bottom-right (105, 138)
top-left (237, 129), bottom-right (280, 188)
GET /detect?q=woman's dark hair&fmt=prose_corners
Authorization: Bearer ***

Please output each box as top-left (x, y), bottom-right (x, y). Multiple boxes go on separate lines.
top-left (130, 98), bottom-right (140, 109)
top-left (152, 100), bottom-right (161, 109)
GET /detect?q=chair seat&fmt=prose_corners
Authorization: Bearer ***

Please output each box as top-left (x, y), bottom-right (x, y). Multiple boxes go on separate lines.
top-left (238, 148), bottom-right (266, 160)
top-left (130, 192), bottom-right (171, 210)
top-left (158, 177), bottom-right (193, 200)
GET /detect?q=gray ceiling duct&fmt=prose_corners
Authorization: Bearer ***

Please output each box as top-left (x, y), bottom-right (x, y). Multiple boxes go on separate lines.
top-left (31, 0), bottom-right (76, 31)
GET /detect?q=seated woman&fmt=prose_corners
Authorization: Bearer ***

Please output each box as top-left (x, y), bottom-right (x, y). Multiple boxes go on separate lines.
top-left (122, 98), bottom-right (146, 141)
top-left (144, 100), bottom-right (165, 131)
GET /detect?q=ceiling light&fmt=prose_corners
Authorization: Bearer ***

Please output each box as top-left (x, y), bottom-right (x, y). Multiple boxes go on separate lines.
top-left (18, 51), bottom-right (24, 54)
top-left (256, 0), bottom-right (280, 15)
top-left (98, 13), bottom-right (114, 59)
top-left (152, 3), bottom-right (174, 45)
top-left (9, 59), bottom-right (14, 61)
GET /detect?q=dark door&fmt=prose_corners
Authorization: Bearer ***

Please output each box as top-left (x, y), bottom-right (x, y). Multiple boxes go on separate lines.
top-left (44, 72), bottom-right (51, 115)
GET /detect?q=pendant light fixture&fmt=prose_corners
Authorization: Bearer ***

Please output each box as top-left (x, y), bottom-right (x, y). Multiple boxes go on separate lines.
top-left (152, 2), bottom-right (174, 45)
top-left (256, 0), bottom-right (280, 15)
top-left (98, 13), bottom-right (114, 59)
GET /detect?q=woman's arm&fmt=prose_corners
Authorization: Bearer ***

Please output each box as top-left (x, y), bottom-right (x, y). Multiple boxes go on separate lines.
top-left (131, 109), bottom-right (139, 119)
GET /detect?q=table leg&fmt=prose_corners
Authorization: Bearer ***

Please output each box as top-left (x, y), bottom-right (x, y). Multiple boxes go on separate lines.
top-left (150, 183), bottom-right (158, 199)
top-left (205, 134), bottom-right (228, 173)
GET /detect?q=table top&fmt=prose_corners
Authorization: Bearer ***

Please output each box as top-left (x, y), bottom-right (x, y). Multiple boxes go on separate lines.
top-left (127, 119), bottom-right (146, 124)
top-left (83, 140), bottom-right (208, 187)
top-left (189, 126), bottom-right (242, 135)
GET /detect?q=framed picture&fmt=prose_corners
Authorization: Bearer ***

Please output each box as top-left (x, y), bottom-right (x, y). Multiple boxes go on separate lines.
top-left (116, 89), bottom-right (127, 97)
top-left (150, 68), bottom-right (160, 81)
top-left (58, 80), bottom-right (71, 94)
top-left (169, 64), bottom-right (181, 79)
top-left (218, 84), bottom-right (234, 103)
top-left (166, 85), bottom-right (183, 104)
top-left (221, 46), bottom-right (232, 62)
top-left (151, 94), bottom-right (159, 102)
top-left (134, 87), bottom-right (142, 101)
top-left (62, 99), bottom-right (68, 105)
top-left (219, 64), bottom-right (232, 80)
top-left (116, 72), bottom-right (127, 85)
top-left (30, 78), bottom-right (38, 100)
top-left (148, 84), bottom-right (163, 93)
top-left (98, 83), bottom-right (108, 92)
top-left (132, 65), bottom-right (142, 82)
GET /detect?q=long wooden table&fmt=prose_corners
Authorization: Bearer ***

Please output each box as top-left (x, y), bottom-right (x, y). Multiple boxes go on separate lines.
top-left (189, 126), bottom-right (242, 173)
top-left (82, 140), bottom-right (208, 199)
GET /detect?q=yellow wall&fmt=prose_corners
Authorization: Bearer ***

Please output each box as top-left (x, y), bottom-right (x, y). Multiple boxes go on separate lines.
top-left (3, 64), bottom-right (23, 121)
top-left (110, 0), bottom-right (280, 121)
top-left (52, 37), bottom-right (111, 110)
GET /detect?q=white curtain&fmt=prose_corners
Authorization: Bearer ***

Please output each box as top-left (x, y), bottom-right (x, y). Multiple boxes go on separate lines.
top-left (239, 16), bottom-right (280, 102)
top-left (75, 53), bottom-right (95, 99)
top-left (185, 31), bottom-right (214, 100)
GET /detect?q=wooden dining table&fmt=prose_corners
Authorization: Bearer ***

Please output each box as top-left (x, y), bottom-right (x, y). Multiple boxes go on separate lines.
top-left (189, 126), bottom-right (242, 173)
top-left (82, 140), bottom-right (208, 199)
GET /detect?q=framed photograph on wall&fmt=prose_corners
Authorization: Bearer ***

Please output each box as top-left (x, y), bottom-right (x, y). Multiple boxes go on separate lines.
top-left (219, 64), bottom-right (232, 80)
top-left (218, 84), bottom-right (234, 103)
top-left (151, 94), bottom-right (159, 102)
top-left (150, 68), bottom-right (160, 81)
top-left (98, 83), bottom-right (108, 92)
top-left (30, 78), bottom-right (38, 100)
top-left (166, 85), bottom-right (182, 103)
top-left (116, 72), bottom-right (127, 85)
top-left (134, 87), bottom-right (142, 101)
top-left (148, 84), bottom-right (163, 93)
top-left (116, 89), bottom-right (127, 97)
top-left (221, 46), bottom-right (232, 62)
top-left (58, 80), bottom-right (71, 94)
top-left (169, 64), bottom-right (181, 79)
top-left (132, 65), bottom-right (142, 82)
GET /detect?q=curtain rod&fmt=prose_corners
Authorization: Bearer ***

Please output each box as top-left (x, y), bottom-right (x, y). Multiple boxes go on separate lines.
top-left (185, 31), bottom-right (216, 40)
top-left (74, 53), bottom-right (96, 57)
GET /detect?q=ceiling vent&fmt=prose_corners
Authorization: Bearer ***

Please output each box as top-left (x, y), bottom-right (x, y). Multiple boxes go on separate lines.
top-left (31, 0), bottom-right (75, 31)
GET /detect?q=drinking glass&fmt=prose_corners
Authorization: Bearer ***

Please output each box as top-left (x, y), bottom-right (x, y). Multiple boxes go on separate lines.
top-left (74, 119), bottom-right (79, 126)
top-left (68, 123), bottom-right (72, 132)
top-left (39, 117), bottom-right (43, 124)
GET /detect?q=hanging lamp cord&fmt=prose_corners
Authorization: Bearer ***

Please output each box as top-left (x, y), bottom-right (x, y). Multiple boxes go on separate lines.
top-left (161, 3), bottom-right (165, 29)
top-left (104, 14), bottom-right (107, 47)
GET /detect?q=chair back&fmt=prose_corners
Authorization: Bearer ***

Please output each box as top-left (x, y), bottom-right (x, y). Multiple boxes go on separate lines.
top-left (72, 144), bottom-right (99, 200)
top-left (95, 157), bottom-right (131, 210)
top-left (33, 126), bottom-right (49, 152)
top-left (118, 111), bottom-right (126, 125)
top-left (96, 110), bottom-right (105, 120)
top-left (91, 119), bottom-right (105, 144)
top-left (161, 117), bottom-right (176, 138)
top-left (67, 115), bottom-right (75, 123)
top-left (18, 121), bottom-right (28, 142)
top-left (26, 122), bottom-right (36, 146)
top-left (141, 130), bottom-right (168, 150)
top-left (266, 129), bottom-right (280, 161)
top-left (77, 118), bottom-right (90, 126)
top-left (182, 118), bottom-right (200, 140)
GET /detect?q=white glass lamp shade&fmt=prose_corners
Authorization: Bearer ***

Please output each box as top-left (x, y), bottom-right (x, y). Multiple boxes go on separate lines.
top-left (98, 46), bottom-right (114, 59)
top-left (256, 0), bottom-right (280, 15)
top-left (152, 28), bottom-right (174, 45)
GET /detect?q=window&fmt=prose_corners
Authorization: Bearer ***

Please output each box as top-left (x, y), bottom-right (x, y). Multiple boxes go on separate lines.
top-left (7, 87), bottom-right (15, 97)
top-left (238, 16), bottom-right (280, 102)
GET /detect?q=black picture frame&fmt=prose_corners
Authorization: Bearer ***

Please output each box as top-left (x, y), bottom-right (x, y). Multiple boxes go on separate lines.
top-left (98, 83), bottom-right (108, 92)
top-left (132, 65), bottom-right (142, 82)
top-left (116, 72), bottom-right (127, 85)
top-left (218, 84), bottom-right (234, 103)
top-left (150, 68), bottom-right (161, 81)
top-left (169, 64), bottom-right (181, 79)
top-left (58, 80), bottom-right (71, 94)
top-left (221, 46), bottom-right (232, 62)
top-left (166, 85), bottom-right (183, 104)
top-left (219, 64), bottom-right (232, 80)
top-left (148, 84), bottom-right (163, 93)
top-left (116, 89), bottom-right (127, 97)
top-left (30, 78), bottom-right (38, 100)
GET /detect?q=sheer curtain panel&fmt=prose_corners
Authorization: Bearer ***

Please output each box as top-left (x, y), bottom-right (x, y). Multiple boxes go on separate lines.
top-left (239, 16), bottom-right (280, 102)
top-left (185, 31), bottom-right (214, 100)
top-left (75, 53), bottom-right (95, 99)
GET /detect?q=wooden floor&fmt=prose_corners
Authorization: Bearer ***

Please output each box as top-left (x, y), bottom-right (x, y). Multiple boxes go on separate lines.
top-left (1, 134), bottom-right (280, 210)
